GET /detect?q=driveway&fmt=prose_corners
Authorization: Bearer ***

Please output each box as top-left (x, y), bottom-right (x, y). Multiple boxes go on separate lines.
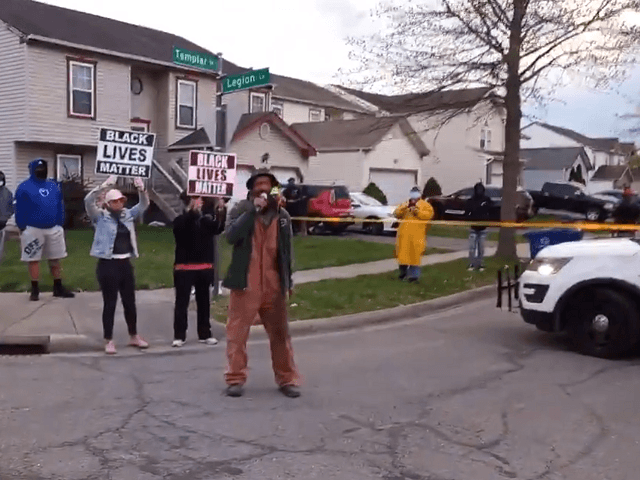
top-left (1, 299), bottom-right (638, 479)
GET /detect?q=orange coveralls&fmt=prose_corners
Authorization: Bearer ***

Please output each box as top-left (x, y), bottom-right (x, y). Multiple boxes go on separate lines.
top-left (225, 216), bottom-right (299, 387)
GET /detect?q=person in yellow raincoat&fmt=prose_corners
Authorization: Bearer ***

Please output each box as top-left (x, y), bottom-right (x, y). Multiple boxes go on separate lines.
top-left (394, 187), bottom-right (434, 283)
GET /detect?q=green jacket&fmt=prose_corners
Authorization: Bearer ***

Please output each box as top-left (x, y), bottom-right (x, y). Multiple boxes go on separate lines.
top-left (222, 199), bottom-right (294, 293)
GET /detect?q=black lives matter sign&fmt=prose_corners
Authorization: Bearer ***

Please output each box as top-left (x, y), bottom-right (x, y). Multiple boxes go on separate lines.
top-left (95, 128), bottom-right (156, 178)
top-left (187, 150), bottom-right (237, 197)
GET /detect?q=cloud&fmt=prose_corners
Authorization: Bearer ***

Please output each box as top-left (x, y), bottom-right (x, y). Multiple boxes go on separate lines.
top-left (315, 0), bottom-right (370, 37)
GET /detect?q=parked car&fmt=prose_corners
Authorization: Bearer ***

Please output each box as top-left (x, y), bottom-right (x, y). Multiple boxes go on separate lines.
top-left (282, 184), bottom-right (354, 234)
top-left (528, 182), bottom-right (615, 222)
top-left (427, 186), bottom-right (534, 222)
top-left (349, 192), bottom-right (397, 235)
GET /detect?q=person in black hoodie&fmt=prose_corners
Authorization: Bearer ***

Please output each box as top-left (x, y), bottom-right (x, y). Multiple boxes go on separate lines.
top-left (466, 182), bottom-right (493, 271)
top-left (611, 187), bottom-right (640, 238)
top-left (172, 193), bottom-right (227, 347)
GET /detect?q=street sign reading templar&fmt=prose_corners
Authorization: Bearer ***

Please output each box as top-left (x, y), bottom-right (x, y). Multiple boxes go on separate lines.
top-left (173, 46), bottom-right (219, 71)
top-left (96, 128), bottom-right (156, 178)
top-left (222, 68), bottom-right (270, 94)
top-left (187, 151), bottom-right (237, 197)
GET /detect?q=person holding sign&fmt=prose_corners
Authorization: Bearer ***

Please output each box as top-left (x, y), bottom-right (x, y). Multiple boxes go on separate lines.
top-left (84, 175), bottom-right (150, 355)
top-left (171, 193), bottom-right (226, 347)
top-left (222, 168), bottom-right (300, 398)
top-left (393, 186), bottom-right (434, 283)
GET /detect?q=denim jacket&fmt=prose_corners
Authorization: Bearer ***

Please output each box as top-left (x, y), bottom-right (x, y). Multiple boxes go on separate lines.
top-left (84, 185), bottom-right (149, 259)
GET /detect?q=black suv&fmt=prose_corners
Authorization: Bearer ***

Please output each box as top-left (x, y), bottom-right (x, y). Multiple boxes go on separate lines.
top-left (427, 186), bottom-right (534, 222)
top-left (528, 182), bottom-right (615, 222)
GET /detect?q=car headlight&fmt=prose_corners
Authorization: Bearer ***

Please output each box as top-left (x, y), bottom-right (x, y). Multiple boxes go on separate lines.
top-left (604, 203), bottom-right (614, 210)
top-left (527, 257), bottom-right (572, 276)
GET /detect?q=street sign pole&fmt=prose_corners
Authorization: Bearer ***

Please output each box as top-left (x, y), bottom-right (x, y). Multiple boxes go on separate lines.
top-left (212, 53), bottom-right (224, 298)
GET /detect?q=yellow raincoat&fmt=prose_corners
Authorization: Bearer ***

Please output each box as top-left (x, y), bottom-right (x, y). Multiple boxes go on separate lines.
top-left (394, 199), bottom-right (434, 266)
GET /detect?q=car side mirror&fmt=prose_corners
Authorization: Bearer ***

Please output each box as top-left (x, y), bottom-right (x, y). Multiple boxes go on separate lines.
top-left (352, 204), bottom-right (361, 208)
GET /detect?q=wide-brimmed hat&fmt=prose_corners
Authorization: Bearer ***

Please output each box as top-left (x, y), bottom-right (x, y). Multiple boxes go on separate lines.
top-left (105, 189), bottom-right (126, 203)
top-left (246, 168), bottom-right (278, 190)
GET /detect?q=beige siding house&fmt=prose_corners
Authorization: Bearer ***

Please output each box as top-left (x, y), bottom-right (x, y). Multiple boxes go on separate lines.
top-left (292, 116), bottom-right (430, 205)
top-left (333, 86), bottom-right (507, 195)
top-left (0, 0), bottom-right (228, 220)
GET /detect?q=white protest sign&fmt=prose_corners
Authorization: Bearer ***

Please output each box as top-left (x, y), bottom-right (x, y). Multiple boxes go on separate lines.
top-left (187, 150), bottom-right (237, 197)
top-left (95, 127), bottom-right (156, 178)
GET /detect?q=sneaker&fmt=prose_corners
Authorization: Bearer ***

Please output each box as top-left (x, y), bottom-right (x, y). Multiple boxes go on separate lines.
top-left (129, 335), bottom-right (149, 349)
top-left (172, 339), bottom-right (185, 348)
top-left (279, 385), bottom-right (301, 398)
top-left (467, 265), bottom-right (475, 271)
top-left (479, 266), bottom-right (486, 272)
top-left (199, 337), bottom-right (218, 346)
top-left (53, 285), bottom-right (75, 298)
top-left (105, 341), bottom-right (117, 355)
top-left (225, 384), bottom-right (244, 397)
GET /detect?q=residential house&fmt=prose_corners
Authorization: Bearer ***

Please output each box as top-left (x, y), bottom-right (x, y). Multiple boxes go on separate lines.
top-left (0, 0), bottom-right (234, 220)
top-left (586, 165), bottom-right (634, 194)
top-left (521, 123), bottom-right (634, 177)
top-left (332, 86), bottom-right (506, 195)
top-left (519, 147), bottom-right (593, 190)
top-left (291, 116), bottom-right (430, 205)
top-left (222, 73), bottom-right (371, 150)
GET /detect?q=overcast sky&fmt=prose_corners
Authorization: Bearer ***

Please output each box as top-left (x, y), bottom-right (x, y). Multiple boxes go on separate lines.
top-left (40, 0), bottom-right (640, 143)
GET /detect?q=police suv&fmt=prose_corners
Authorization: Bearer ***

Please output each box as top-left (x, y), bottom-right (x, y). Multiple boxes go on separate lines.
top-left (519, 237), bottom-right (640, 359)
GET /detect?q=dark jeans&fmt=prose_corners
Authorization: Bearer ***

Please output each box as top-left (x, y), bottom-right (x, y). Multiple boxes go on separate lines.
top-left (96, 259), bottom-right (137, 340)
top-left (399, 265), bottom-right (421, 280)
top-left (173, 269), bottom-right (213, 341)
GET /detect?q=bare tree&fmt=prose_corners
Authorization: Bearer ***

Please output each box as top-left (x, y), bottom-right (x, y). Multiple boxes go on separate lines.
top-left (346, 0), bottom-right (640, 259)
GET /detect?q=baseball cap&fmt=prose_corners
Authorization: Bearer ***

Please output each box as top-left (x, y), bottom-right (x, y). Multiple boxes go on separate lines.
top-left (105, 189), bottom-right (126, 203)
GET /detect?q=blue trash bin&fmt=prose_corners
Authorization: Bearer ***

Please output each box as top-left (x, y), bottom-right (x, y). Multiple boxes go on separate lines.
top-left (523, 229), bottom-right (584, 258)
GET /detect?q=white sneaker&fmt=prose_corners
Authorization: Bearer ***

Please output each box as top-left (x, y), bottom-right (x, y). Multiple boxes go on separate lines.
top-left (199, 337), bottom-right (218, 346)
top-left (172, 339), bottom-right (185, 348)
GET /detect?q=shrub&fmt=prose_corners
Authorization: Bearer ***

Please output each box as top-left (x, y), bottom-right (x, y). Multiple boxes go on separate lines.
top-left (59, 175), bottom-right (90, 229)
top-left (363, 182), bottom-right (388, 205)
top-left (422, 177), bottom-right (442, 198)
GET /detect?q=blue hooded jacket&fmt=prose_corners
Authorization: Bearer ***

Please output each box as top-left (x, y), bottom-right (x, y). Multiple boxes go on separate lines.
top-left (15, 159), bottom-right (65, 230)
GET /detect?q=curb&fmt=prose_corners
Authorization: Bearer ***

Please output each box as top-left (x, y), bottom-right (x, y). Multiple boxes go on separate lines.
top-left (247, 284), bottom-right (496, 339)
top-left (0, 286), bottom-right (495, 354)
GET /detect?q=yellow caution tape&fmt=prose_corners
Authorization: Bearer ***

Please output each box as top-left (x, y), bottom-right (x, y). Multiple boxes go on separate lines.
top-left (288, 216), bottom-right (640, 231)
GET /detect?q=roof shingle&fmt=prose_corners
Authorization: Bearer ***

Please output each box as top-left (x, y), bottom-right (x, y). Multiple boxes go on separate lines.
top-left (591, 165), bottom-right (631, 181)
top-left (520, 147), bottom-right (592, 171)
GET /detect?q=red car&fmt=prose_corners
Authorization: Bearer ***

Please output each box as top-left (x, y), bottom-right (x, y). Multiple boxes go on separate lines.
top-left (283, 184), bottom-right (353, 234)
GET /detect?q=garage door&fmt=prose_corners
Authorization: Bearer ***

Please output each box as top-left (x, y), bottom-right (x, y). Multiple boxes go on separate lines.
top-left (270, 167), bottom-right (301, 186)
top-left (233, 166), bottom-right (253, 201)
top-left (368, 169), bottom-right (418, 206)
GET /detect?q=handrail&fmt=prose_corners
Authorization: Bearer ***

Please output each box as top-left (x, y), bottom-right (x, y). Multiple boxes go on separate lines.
top-left (169, 159), bottom-right (188, 186)
top-left (152, 159), bottom-right (183, 193)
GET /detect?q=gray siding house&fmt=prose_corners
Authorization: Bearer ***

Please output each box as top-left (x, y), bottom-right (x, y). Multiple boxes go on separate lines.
top-left (0, 0), bottom-right (238, 220)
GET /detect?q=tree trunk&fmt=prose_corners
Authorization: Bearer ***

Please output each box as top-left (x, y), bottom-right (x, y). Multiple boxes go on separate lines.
top-left (497, 0), bottom-right (525, 260)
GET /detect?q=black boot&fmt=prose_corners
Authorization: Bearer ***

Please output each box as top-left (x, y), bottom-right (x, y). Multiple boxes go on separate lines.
top-left (53, 279), bottom-right (75, 298)
top-left (30, 281), bottom-right (39, 302)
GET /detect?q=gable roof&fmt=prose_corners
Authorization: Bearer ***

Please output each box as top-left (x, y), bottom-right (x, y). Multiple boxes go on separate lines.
top-left (591, 165), bottom-right (631, 181)
top-left (537, 123), bottom-right (621, 153)
top-left (0, 0), bottom-right (244, 74)
top-left (520, 147), bottom-right (592, 171)
top-left (167, 128), bottom-right (213, 151)
top-left (620, 142), bottom-right (637, 156)
top-left (231, 112), bottom-right (317, 157)
top-left (271, 74), bottom-right (370, 113)
top-left (291, 116), bottom-right (430, 157)
top-left (334, 86), bottom-right (493, 115)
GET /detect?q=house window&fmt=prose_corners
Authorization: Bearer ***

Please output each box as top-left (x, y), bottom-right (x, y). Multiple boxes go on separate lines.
top-left (480, 128), bottom-right (492, 150)
top-left (271, 100), bottom-right (284, 117)
top-left (485, 161), bottom-right (493, 185)
top-left (177, 79), bottom-right (197, 128)
top-left (68, 60), bottom-right (95, 118)
top-left (251, 93), bottom-right (266, 113)
top-left (309, 108), bottom-right (322, 122)
top-left (56, 154), bottom-right (82, 182)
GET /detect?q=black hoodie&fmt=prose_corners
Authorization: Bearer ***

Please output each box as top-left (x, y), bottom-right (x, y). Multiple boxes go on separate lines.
top-left (172, 207), bottom-right (226, 265)
top-left (466, 183), bottom-right (493, 231)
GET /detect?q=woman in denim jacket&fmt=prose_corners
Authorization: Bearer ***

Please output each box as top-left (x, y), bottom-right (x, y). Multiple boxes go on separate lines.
top-left (84, 175), bottom-right (150, 354)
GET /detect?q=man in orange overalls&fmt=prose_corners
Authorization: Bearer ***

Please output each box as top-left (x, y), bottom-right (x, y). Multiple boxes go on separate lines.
top-left (222, 169), bottom-right (300, 398)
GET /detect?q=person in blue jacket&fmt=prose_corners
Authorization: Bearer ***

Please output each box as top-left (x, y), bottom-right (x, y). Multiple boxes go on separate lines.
top-left (14, 159), bottom-right (75, 301)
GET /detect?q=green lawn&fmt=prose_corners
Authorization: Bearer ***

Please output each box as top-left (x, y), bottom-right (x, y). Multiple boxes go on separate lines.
top-left (211, 256), bottom-right (524, 322)
top-left (0, 226), bottom-right (440, 293)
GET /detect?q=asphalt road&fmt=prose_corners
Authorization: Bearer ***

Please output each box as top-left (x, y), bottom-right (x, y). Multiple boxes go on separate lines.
top-left (1, 299), bottom-right (639, 480)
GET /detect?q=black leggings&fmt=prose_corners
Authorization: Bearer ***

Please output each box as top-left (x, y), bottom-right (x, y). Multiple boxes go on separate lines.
top-left (96, 259), bottom-right (137, 340)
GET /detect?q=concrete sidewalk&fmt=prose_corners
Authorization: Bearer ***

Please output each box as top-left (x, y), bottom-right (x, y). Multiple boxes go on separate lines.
top-left (0, 243), bottom-right (530, 353)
